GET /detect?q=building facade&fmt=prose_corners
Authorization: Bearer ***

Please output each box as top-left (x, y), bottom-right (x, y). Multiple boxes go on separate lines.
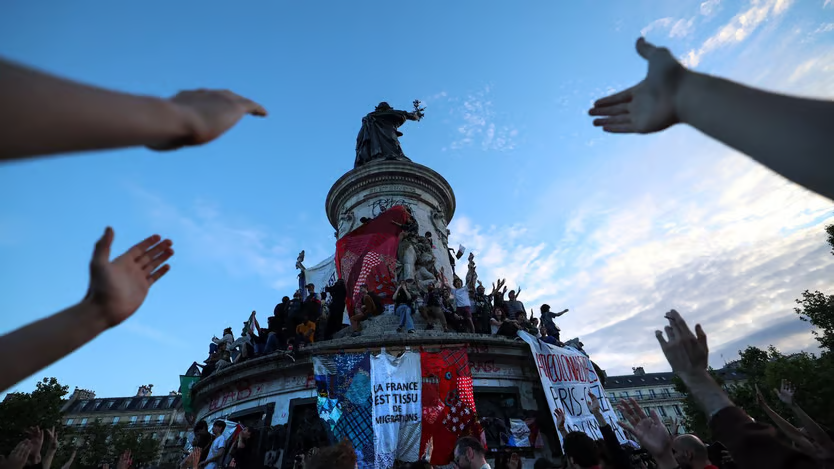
top-left (61, 386), bottom-right (189, 466)
top-left (604, 365), bottom-right (747, 435)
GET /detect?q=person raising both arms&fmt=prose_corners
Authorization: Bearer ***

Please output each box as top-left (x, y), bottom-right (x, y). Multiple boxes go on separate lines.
top-left (589, 38), bottom-right (834, 201)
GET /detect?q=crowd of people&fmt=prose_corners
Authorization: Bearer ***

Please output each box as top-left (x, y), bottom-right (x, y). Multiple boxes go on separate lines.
top-left (194, 275), bottom-right (577, 379)
top-left (2, 32), bottom-right (834, 469)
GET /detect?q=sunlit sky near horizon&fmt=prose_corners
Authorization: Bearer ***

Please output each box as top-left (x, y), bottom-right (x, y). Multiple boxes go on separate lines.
top-left (1, 0), bottom-right (833, 399)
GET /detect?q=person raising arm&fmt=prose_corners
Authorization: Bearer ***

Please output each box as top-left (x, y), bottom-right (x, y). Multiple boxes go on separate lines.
top-left (589, 38), bottom-right (834, 201)
top-left (0, 58), bottom-right (266, 162)
top-left (0, 228), bottom-right (173, 392)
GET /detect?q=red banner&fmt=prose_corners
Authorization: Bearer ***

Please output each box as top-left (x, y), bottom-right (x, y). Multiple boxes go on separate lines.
top-left (336, 205), bottom-right (408, 315)
top-left (420, 348), bottom-right (483, 465)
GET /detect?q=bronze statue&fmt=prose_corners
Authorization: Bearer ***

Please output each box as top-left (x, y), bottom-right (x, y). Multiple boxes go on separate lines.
top-left (354, 101), bottom-right (425, 168)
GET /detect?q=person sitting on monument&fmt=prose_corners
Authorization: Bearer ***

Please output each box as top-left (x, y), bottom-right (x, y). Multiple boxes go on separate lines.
top-left (491, 306), bottom-right (521, 338)
top-left (324, 279), bottom-right (348, 340)
top-left (440, 285), bottom-right (465, 333)
top-left (290, 313), bottom-right (316, 350)
top-left (393, 280), bottom-right (416, 334)
top-left (287, 291), bottom-right (305, 334)
top-left (210, 327), bottom-right (234, 353)
top-left (303, 284), bottom-right (322, 322)
top-left (349, 284), bottom-right (377, 337)
top-left (450, 278), bottom-right (476, 333)
top-left (421, 283), bottom-right (449, 332)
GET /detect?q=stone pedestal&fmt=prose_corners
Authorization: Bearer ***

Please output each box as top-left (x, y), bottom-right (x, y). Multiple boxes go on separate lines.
top-left (325, 160), bottom-right (458, 285)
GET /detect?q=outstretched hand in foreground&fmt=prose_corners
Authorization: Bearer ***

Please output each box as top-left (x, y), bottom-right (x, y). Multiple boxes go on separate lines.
top-left (589, 38), bottom-right (684, 134)
top-left (0, 440), bottom-right (33, 469)
top-left (0, 58), bottom-right (267, 161)
top-left (617, 399), bottom-right (673, 462)
top-left (589, 38), bottom-right (834, 201)
top-left (0, 228), bottom-right (174, 392)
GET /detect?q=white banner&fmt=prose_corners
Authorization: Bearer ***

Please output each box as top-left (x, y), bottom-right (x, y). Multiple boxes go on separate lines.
top-left (303, 254), bottom-right (337, 292)
top-left (371, 350), bottom-right (422, 469)
top-left (518, 331), bottom-right (627, 445)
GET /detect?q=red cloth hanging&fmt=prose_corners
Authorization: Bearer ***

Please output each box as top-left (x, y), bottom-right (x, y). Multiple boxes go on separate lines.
top-left (336, 205), bottom-right (408, 315)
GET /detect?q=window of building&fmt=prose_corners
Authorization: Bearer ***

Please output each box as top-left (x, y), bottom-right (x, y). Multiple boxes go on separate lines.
top-left (151, 433), bottom-right (158, 440)
top-left (663, 388), bottom-right (671, 398)
top-left (143, 415), bottom-right (151, 423)
top-left (153, 399), bottom-right (162, 409)
top-left (658, 406), bottom-right (668, 417)
top-left (674, 405), bottom-right (683, 416)
top-left (94, 401), bottom-right (102, 410)
top-left (178, 431), bottom-right (186, 438)
top-left (76, 400), bottom-right (88, 412)
top-left (130, 416), bottom-right (138, 425)
top-left (157, 415), bottom-right (165, 424)
top-left (66, 418), bottom-right (74, 426)
top-left (644, 408), bottom-right (650, 417)
top-left (650, 389), bottom-right (657, 398)
top-left (112, 417), bottom-right (120, 425)
top-left (106, 400), bottom-right (115, 409)
top-left (636, 390), bottom-right (644, 399)
top-left (80, 418), bottom-right (88, 426)
top-left (621, 391), bottom-right (629, 398)
top-left (121, 400), bottom-right (131, 409)
top-left (167, 397), bottom-right (176, 408)
top-left (140, 398), bottom-right (149, 409)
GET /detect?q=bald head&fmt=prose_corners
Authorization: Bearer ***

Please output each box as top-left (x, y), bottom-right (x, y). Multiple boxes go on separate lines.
top-left (673, 434), bottom-right (709, 468)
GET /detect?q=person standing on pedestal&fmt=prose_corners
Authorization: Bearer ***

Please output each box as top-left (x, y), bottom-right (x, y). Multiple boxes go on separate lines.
top-left (354, 101), bottom-right (424, 168)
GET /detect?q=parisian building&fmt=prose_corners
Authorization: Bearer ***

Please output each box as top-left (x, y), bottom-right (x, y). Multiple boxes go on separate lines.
top-left (60, 385), bottom-right (189, 466)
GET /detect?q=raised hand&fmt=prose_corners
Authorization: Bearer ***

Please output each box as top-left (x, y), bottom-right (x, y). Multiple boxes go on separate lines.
top-left (26, 427), bottom-right (43, 464)
top-left (116, 450), bottom-right (132, 469)
top-left (59, 449), bottom-right (76, 469)
top-left (589, 38), bottom-right (687, 134)
top-left (774, 380), bottom-right (796, 406)
top-left (553, 407), bottom-right (567, 431)
top-left (190, 448), bottom-right (201, 469)
top-left (2, 440), bottom-right (32, 469)
top-left (655, 309), bottom-right (708, 378)
top-left (45, 427), bottom-right (58, 452)
top-left (508, 453), bottom-right (520, 469)
top-left (86, 228), bottom-right (174, 327)
top-left (149, 90), bottom-right (267, 151)
top-left (556, 309), bottom-right (569, 316)
top-left (587, 392), bottom-right (602, 415)
top-left (617, 398), bottom-right (672, 457)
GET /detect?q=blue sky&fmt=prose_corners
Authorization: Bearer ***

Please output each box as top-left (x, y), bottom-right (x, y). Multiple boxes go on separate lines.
top-left (1, 0), bottom-right (833, 398)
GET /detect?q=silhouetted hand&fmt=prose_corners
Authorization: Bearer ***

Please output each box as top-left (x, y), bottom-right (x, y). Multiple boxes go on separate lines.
top-left (59, 449), bottom-right (76, 469)
top-left (116, 450), bottom-right (132, 469)
top-left (45, 427), bottom-right (58, 452)
top-left (618, 398), bottom-right (672, 457)
top-left (86, 228), bottom-right (174, 327)
top-left (553, 407), bottom-right (567, 432)
top-left (589, 38), bottom-right (687, 134)
top-left (149, 89), bottom-right (267, 151)
top-left (25, 427), bottom-right (43, 464)
top-left (1, 440), bottom-right (32, 469)
top-left (774, 379), bottom-right (796, 406)
top-left (655, 309), bottom-right (708, 378)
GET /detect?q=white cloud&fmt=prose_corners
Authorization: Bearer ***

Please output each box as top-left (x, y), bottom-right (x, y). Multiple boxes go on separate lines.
top-left (641, 17), bottom-right (675, 37)
top-left (701, 0), bottom-right (722, 16)
top-left (813, 22), bottom-right (834, 34)
top-left (447, 85), bottom-right (519, 152)
top-left (451, 152), bottom-right (833, 376)
top-left (682, 0), bottom-right (795, 67)
top-left (130, 187), bottom-right (297, 290)
top-left (826, 0), bottom-right (833, 8)
top-left (670, 18), bottom-right (696, 38)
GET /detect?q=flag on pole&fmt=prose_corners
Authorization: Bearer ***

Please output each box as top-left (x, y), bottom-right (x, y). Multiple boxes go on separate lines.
top-left (455, 245), bottom-right (466, 260)
top-left (179, 375), bottom-right (200, 413)
top-left (246, 311), bottom-right (260, 336)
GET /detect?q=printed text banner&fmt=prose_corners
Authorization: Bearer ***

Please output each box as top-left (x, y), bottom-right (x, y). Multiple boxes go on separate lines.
top-left (518, 331), bottom-right (627, 444)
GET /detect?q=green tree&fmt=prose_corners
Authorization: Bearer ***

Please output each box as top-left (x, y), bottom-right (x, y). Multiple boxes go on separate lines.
top-left (826, 223), bottom-right (833, 256)
top-left (795, 290), bottom-right (834, 355)
top-left (0, 377), bottom-right (69, 455)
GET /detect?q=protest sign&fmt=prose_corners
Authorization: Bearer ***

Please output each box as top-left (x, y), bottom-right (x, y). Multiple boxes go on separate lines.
top-left (518, 331), bottom-right (628, 444)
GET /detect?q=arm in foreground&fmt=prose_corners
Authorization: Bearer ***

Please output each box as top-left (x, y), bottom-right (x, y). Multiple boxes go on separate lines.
top-left (0, 58), bottom-right (266, 161)
top-left (657, 309), bottom-right (819, 469)
top-left (589, 38), bottom-right (834, 201)
top-left (0, 228), bottom-right (173, 393)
